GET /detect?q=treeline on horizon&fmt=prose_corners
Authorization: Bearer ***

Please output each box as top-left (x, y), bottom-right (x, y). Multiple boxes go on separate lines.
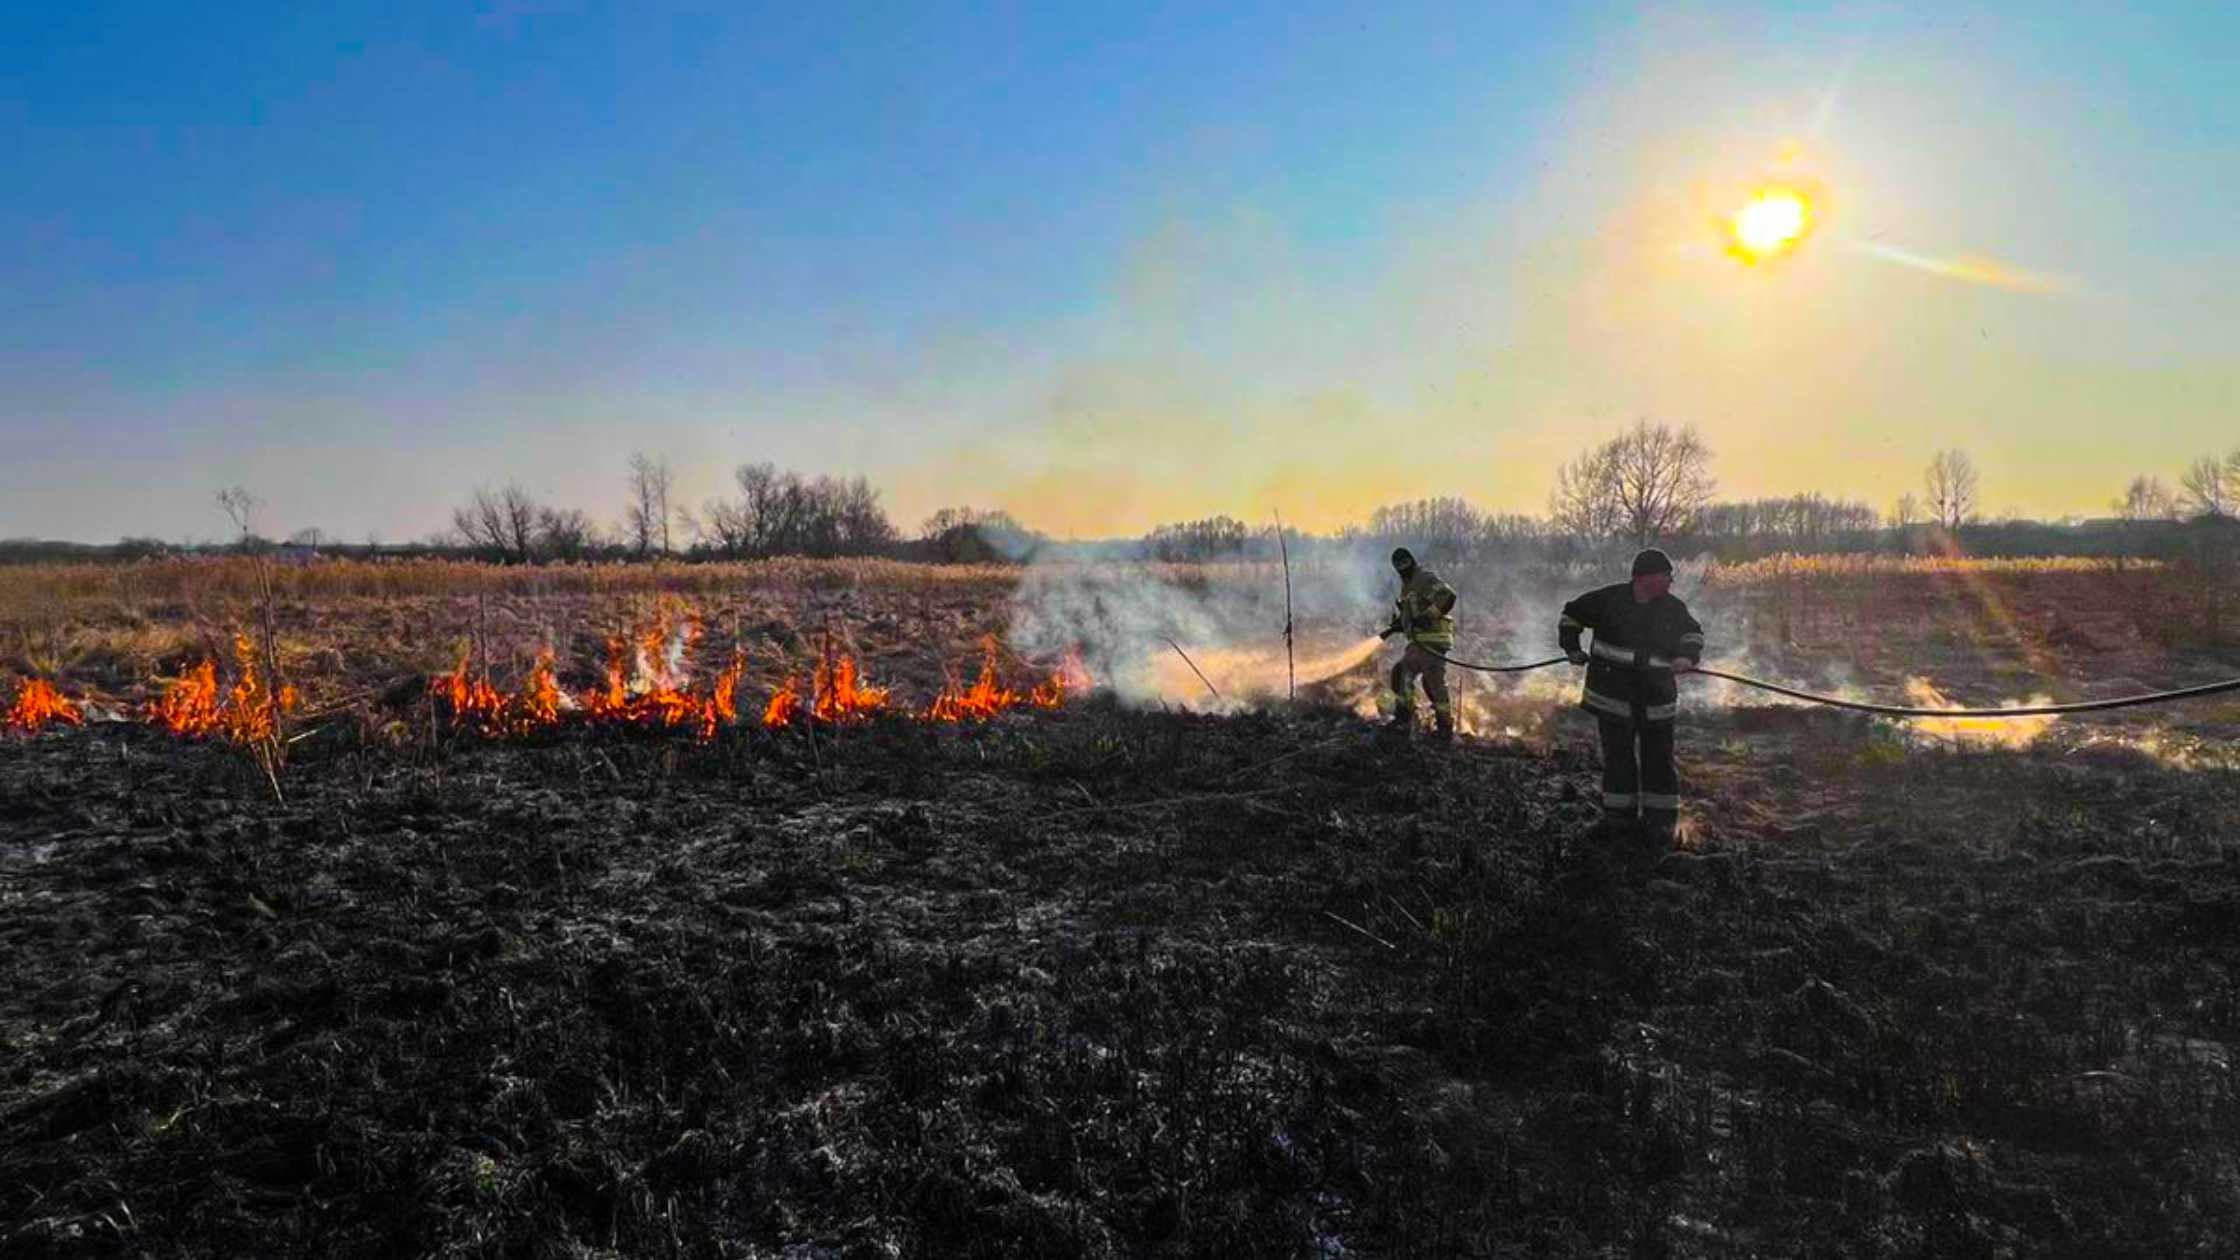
top-left (8, 424), bottom-right (2239, 568)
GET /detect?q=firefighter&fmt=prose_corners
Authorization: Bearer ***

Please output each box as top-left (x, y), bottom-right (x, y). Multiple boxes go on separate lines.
top-left (1557, 548), bottom-right (1705, 846)
top-left (1381, 547), bottom-right (1458, 741)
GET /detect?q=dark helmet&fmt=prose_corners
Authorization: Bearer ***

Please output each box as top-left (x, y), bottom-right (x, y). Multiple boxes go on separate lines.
top-left (1390, 547), bottom-right (1416, 570)
top-left (1631, 548), bottom-right (1674, 578)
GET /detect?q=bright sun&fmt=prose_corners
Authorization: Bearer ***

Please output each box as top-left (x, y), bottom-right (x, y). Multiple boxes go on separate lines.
top-left (1729, 188), bottom-right (1812, 263)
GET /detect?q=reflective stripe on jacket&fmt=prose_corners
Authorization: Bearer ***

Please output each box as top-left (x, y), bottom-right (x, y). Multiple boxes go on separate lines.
top-left (1396, 568), bottom-right (1457, 647)
top-left (1556, 582), bottom-right (1703, 725)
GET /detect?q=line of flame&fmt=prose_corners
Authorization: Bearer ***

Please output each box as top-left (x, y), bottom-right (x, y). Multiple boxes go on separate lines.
top-left (10, 637), bottom-right (1093, 743)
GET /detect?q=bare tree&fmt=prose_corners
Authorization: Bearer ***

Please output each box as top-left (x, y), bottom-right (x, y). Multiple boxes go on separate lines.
top-left (625, 452), bottom-right (676, 558)
top-left (698, 463), bottom-right (789, 557)
top-left (1369, 498), bottom-right (1487, 552)
top-left (1549, 445), bottom-right (1623, 542)
top-left (2181, 455), bottom-right (2232, 518)
top-left (2115, 475), bottom-right (2178, 524)
top-left (920, 507), bottom-right (1036, 563)
top-left (216, 486), bottom-right (262, 552)
top-left (830, 475), bottom-right (897, 555)
top-left (1692, 494), bottom-right (1878, 558)
top-left (721, 463), bottom-right (801, 557)
top-left (2111, 474), bottom-right (2178, 569)
top-left (1550, 421), bottom-right (1715, 547)
top-left (1924, 450), bottom-right (1979, 533)
top-left (535, 507), bottom-right (599, 562)
top-left (696, 463), bottom-right (897, 559)
top-left (1483, 513), bottom-right (1549, 545)
top-left (1143, 516), bottom-right (1252, 562)
top-left (1612, 423), bottom-right (1716, 546)
top-left (1890, 493), bottom-right (1922, 531)
top-left (453, 485), bottom-right (542, 563)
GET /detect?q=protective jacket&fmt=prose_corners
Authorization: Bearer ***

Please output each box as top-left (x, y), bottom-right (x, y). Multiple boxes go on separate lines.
top-left (1390, 569), bottom-right (1457, 647)
top-left (1557, 583), bottom-right (1704, 724)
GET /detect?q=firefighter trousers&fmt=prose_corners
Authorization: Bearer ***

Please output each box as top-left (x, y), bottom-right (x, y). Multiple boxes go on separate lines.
top-left (1596, 715), bottom-right (1678, 823)
top-left (1390, 643), bottom-right (1453, 725)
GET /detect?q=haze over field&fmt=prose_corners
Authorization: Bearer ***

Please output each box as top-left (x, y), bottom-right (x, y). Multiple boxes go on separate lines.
top-left (5, 2), bottom-right (2236, 542)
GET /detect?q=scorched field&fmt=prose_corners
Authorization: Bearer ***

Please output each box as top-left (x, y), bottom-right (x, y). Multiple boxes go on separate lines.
top-left (4, 555), bottom-right (2240, 1258)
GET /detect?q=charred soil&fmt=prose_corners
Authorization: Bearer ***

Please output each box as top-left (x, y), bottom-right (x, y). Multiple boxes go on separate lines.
top-left (4, 701), bottom-right (2239, 1257)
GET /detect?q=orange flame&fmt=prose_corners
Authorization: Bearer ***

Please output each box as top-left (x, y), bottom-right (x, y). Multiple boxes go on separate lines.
top-left (4, 679), bottom-right (83, 734)
top-left (762, 676), bottom-right (802, 728)
top-left (700, 649), bottom-right (745, 740)
top-left (584, 635), bottom-right (631, 720)
top-left (438, 652), bottom-right (509, 734)
top-left (438, 647), bottom-right (565, 736)
top-left (925, 637), bottom-right (1020, 722)
top-left (443, 609), bottom-right (740, 741)
top-left (219, 634), bottom-right (297, 745)
top-left (1031, 647), bottom-right (1094, 710)
top-left (811, 639), bottom-right (890, 724)
top-left (519, 647), bottom-right (564, 731)
top-left (149, 660), bottom-right (221, 737)
top-left (576, 609), bottom-right (736, 738)
top-left (148, 638), bottom-right (296, 743)
top-left (126, 619), bottom-right (1089, 747)
top-left (1901, 676), bottom-right (2056, 747)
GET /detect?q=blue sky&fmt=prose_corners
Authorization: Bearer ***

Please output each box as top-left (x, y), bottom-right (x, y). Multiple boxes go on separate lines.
top-left (5, 2), bottom-right (2237, 541)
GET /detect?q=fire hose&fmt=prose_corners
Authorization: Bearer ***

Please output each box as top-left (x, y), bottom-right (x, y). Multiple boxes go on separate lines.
top-left (1413, 645), bottom-right (2240, 720)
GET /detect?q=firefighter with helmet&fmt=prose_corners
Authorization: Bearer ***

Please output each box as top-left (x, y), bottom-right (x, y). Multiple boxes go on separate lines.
top-left (1558, 548), bottom-right (1705, 847)
top-left (1382, 547), bottom-right (1458, 742)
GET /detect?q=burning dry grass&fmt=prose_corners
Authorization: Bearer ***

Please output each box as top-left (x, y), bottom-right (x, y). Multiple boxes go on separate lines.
top-left (2, 553), bottom-right (2230, 768)
top-left (415, 611), bottom-right (1095, 746)
top-left (437, 647), bottom-right (567, 737)
top-left (1899, 675), bottom-right (2060, 746)
top-left (925, 638), bottom-right (1021, 722)
top-left (142, 633), bottom-right (299, 744)
top-left (0, 560), bottom-right (1031, 725)
top-left (808, 641), bottom-right (891, 724)
top-left (2, 678), bottom-right (81, 733)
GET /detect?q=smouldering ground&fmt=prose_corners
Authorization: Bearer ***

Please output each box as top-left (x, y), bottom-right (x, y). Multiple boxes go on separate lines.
top-left (4, 691), bottom-right (2240, 1257)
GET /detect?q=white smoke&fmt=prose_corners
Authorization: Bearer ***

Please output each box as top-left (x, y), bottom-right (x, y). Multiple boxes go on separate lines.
top-left (1002, 540), bottom-right (1950, 727)
top-left (1004, 540), bottom-right (1398, 711)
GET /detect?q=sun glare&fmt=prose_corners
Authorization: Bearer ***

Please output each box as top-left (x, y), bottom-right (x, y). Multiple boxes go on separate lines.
top-left (1729, 188), bottom-right (1812, 264)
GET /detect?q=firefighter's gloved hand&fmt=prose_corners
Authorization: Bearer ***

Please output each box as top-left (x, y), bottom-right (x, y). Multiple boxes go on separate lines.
top-left (1566, 648), bottom-right (1589, 666)
top-left (1671, 658), bottom-right (1700, 675)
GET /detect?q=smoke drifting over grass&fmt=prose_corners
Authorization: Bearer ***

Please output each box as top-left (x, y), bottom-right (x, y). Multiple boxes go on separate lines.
top-left (1003, 543), bottom-right (1402, 712)
top-left (1005, 547), bottom-right (2088, 751)
top-left (1002, 544), bottom-right (1663, 720)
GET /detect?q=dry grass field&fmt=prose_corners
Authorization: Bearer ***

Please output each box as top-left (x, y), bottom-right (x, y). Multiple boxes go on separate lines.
top-left (4, 554), bottom-right (2240, 1256)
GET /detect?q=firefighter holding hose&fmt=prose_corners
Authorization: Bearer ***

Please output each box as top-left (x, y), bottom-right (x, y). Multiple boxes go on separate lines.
top-left (1559, 548), bottom-right (1705, 848)
top-left (1382, 547), bottom-right (1458, 742)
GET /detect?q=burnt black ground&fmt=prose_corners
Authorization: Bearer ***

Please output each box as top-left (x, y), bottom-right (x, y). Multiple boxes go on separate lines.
top-left (3, 701), bottom-right (2239, 1258)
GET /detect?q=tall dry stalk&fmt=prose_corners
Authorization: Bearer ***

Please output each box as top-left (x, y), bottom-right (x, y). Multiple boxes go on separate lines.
top-left (219, 488), bottom-right (289, 800)
top-left (1273, 510), bottom-right (1294, 703)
